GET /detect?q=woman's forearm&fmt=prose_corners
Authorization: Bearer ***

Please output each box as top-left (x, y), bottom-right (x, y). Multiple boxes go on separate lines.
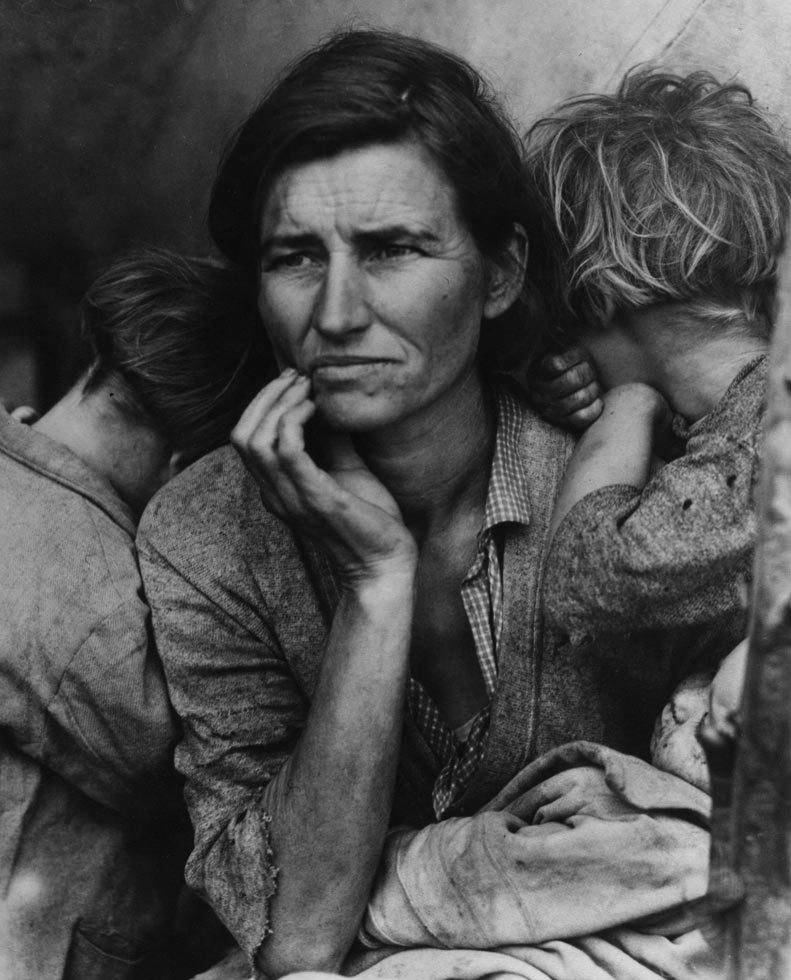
top-left (255, 563), bottom-right (416, 978)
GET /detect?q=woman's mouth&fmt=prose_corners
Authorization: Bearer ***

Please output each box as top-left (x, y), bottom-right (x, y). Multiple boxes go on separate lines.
top-left (310, 357), bottom-right (394, 379)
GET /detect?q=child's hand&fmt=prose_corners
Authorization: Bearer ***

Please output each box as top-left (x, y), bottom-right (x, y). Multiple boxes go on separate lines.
top-left (528, 346), bottom-right (603, 431)
top-left (700, 639), bottom-right (748, 751)
top-left (1, 399), bottom-right (39, 424)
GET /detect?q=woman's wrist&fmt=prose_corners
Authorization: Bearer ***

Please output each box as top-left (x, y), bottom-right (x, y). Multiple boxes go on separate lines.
top-left (343, 548), bottom-right (419, 597)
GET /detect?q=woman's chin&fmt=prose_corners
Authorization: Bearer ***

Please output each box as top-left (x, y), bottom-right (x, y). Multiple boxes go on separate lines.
top-left (313, 391), bottom-right (402, 433)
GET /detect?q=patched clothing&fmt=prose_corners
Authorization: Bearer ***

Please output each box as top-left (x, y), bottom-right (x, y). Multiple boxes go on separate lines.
top-left (0, 409), bottom-right (183, 980)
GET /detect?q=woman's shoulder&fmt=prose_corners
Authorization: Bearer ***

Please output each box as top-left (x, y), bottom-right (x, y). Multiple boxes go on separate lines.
top-left (137, 443), bottom-right (291, 559)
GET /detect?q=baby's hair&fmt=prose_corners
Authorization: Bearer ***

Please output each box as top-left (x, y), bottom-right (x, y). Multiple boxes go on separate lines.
top-left (81, 248), bottom-right (273, 459)
top-left (525, 67), bottom-right (791, 329)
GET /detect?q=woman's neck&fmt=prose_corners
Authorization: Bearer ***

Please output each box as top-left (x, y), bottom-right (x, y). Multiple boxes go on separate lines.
top-left (354, 370), bottom-right (495, 541)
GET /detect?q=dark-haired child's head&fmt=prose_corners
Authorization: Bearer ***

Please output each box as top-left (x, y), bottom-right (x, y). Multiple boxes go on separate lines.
top-left (81, 248), bottom-right (272, 464)
top-left (526, 67), bottom-right (791, 340)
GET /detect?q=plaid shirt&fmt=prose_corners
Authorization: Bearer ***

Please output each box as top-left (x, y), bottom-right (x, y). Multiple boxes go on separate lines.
top-left (406, 389), bottom-right (533, 818)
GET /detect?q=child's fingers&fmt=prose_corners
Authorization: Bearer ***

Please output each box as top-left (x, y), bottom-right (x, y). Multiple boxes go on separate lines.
top-left (538, 380), bottom-right (601, 417)
top-left (535, 346), bottom-right (592, 380)
top-left (531, 361), bottom-right (597, 401)
top-left (9, 405), bottom-right (39, 424)
top-left (708, 639), bottom-right (748, 735)
top-left (562, 398), bottom-right (604, 431)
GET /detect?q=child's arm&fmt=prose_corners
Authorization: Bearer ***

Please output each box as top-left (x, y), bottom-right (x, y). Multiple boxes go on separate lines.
top-left (543, 371), bottom-right (762, 636)
top-left (548, 383), bottom-right (670, 538)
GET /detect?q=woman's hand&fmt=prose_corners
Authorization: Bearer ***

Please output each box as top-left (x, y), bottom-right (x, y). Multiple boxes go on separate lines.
top-left (522, 766), bottom-right (639, 824)
top-left (232, 368), bottom-right (417, 579)
top-left (528, 346), bottom-right (604, 431)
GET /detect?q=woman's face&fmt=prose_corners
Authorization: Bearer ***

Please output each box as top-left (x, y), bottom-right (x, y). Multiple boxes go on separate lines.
top-left (256, 140), bottom-right (504, 433)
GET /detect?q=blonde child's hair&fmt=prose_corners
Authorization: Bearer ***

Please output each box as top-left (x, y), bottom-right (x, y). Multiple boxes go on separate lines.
top-left (525, 68), bottom-right (791, 331)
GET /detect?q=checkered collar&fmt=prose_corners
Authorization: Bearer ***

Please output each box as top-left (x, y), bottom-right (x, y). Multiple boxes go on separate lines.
top-left (480, 387), bottom-right (533, 535)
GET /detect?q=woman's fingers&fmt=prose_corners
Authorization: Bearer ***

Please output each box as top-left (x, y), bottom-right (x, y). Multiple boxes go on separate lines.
top-left (520, 767), bottom-right (637, 825)
top-left (231, 369), bottom-right (414, 572)
top-left (232, 369), bottom-right (307, 444)
top-left (276, 399), bottom-right (317, 461)
top-left (275, 403), bottom-right (339, 508)
top-left (230, 370), bottom-right (316, 520)
top-left (233, 368), bottom-right (297, 435)
top-left (234, 374), bottom-right (310, 464)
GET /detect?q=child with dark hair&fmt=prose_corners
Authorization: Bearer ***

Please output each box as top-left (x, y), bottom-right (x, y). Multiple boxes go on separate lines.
top-left (0, 248), bottom-right (269, 980)
top-left (525, 68), bottom-right (791, 650)
top-left (61, 248), bottom-right (271, 511)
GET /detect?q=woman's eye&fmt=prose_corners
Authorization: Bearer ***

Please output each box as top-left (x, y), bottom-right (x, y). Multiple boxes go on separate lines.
top-left (371, 243), bottom-right (417, 261)
top-left (280, 253), bottom-right (313, 268)
top-left (266, 252), bottom-right (318, 271)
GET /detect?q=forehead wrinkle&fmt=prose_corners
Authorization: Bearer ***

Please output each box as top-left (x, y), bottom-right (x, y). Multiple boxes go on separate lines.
top-left (261, 146), bottom-right (458, 243)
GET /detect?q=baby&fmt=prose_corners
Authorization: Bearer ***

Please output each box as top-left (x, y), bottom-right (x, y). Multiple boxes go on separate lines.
top-left (652, 639), bottom-right (748, 791)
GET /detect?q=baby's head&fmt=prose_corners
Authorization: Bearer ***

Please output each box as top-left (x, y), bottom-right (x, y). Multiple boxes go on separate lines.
top-left (526, 68), bottom-right (791, 338)
top-left (651, 640), bottom-right (748, 793)
top-left (651, 670), bottom-right (713, 792)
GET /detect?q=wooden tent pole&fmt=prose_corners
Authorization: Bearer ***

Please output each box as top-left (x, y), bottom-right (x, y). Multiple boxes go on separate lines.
top-left (724, 249), bottom-right (791, 978)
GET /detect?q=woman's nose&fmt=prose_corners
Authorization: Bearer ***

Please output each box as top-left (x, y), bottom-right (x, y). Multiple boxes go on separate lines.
top-left (314, 257), bottom-right (370, 336)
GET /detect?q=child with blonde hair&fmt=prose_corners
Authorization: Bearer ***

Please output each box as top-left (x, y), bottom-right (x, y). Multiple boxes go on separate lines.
top-left (527, 68), bottom-right (789, 655)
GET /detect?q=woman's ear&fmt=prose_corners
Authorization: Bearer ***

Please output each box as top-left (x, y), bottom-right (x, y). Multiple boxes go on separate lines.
top-left (483, 224), bottom-right (528, 320)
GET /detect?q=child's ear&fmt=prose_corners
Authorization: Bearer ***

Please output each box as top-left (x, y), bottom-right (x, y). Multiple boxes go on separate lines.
top-left (483, 224), bottom-right (528, 320)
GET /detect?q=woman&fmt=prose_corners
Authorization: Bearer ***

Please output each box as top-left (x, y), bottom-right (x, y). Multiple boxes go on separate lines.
top-left (138, 31), bottom-right (735, 979)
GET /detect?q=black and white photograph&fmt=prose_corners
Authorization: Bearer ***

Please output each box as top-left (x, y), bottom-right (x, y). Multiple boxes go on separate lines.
top-left (2, 2), bottom-right (791, 978)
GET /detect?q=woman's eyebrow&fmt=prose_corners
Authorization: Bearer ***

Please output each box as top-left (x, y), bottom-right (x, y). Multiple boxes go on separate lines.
top-left (258, 232), bottom-right (317, 255)
top-left (354, 225), bottom-right (439, 245)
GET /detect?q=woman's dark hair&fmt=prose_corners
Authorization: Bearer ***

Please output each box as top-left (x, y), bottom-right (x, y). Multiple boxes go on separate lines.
top-left (209, 28), bottom-right (557, 371)
top-left (81, 248), bottom-right (273, 460)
